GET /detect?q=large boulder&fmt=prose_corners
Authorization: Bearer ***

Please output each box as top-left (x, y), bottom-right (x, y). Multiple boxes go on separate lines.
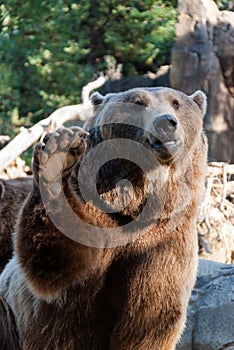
top-left (177, 259), bottom-right (234, 349)
top-left (171, 0), bottom-right (234, 162)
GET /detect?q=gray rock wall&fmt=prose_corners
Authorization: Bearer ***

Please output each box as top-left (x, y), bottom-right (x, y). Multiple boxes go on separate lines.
top-left (170, 0), bottom-right (234, 162)
top-left (177, 259), bottom-right (234, 350)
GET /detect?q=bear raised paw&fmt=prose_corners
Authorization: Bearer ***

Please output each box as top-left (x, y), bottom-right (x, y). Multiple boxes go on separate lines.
top-left (0, 87), bottom-right (208, 350)
top-left (33, 126), bottom-right (87, 198)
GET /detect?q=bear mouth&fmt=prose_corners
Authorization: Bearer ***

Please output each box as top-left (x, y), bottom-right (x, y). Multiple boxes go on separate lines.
top-left (144, 135), bottom-right (179, 161)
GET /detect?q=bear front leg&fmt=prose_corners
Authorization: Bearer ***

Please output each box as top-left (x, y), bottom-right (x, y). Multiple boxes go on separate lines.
top-left (110, 313), bottom-right (184, 350)
top-left (0, 295), bottom-right (20, 350)
top-left (15, 127), bottom-right (92, 300)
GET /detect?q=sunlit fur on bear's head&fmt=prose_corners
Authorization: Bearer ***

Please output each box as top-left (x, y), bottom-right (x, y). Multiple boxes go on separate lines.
top-left (86, 87), bottom-right (207, 164)
top-left (79, 87), bottom-right (208, 223)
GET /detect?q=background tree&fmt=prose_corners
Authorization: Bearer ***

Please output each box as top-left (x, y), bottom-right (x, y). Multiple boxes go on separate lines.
top-left (0, 0), bottom-right (176, 136)
top-left (1, 0), bottom-right (231, 138)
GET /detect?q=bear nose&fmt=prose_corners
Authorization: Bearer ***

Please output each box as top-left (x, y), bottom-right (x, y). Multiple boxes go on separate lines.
top-left (153, 114), bottom-right (177, 139)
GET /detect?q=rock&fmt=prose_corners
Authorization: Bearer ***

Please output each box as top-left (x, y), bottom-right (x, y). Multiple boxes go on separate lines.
top-left (170, 0), bottom-right (234, 163)
top-left (99, 65), bottom-right (170, 94)
top-left (177, 259), bottom-right (234, 350)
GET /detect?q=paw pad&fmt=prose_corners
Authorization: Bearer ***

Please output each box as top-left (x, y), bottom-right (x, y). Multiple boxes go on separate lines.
top-left (33, 127), bottom-right (88, 191)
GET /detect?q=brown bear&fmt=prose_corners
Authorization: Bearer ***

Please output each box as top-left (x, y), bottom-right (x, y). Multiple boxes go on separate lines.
top-left (0, 87), bottom-right (207, 350)
top-left (0, 177), bottom-right (32, 273)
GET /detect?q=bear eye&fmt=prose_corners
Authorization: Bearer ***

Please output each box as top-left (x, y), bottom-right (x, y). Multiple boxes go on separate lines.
top-left (172, 99), bottom-right (179, 109)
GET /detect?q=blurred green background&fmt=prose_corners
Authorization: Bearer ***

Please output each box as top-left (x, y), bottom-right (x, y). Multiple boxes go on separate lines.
top-left (0, 0), bottom-right (232, 138)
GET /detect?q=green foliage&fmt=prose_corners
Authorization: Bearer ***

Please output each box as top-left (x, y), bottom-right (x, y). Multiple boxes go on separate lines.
top-left (0, 0), bottom-right (177, 136)
top-left (102, 1), bottom-right (176, 74)
top-left (214, 0), bottom-right (233, 10)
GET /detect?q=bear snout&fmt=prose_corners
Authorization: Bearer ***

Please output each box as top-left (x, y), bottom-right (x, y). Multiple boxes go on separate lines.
top-left (153, 114), bottom-right (178, 142)
top-left (143, 114), bottom-right (180, 162)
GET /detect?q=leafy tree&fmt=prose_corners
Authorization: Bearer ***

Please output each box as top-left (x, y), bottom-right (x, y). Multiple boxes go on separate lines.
top-left (214, 0), bottom-right (233, 10)
top-left (0, 0), bottom-right (177, 136)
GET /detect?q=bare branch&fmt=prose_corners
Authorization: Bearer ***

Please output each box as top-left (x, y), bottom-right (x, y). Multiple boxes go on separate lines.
top-left (0, 76), bottom-right (106, 172)
top-left (207, 162), bottom-right (234, 176)
top-left (81, 75), bottom-right (106, 105)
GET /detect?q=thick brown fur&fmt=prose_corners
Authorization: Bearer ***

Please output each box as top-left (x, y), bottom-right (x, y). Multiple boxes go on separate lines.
top-left (0, 177), bottom-right (32, 273)
top-left (0, 88), bottom-right (207, 350)
top-left (0, 295), bottom-right (20, 350)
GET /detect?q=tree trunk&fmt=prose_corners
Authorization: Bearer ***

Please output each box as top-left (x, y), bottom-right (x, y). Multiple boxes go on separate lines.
top-left (170, 0), bottom-right (234, 162)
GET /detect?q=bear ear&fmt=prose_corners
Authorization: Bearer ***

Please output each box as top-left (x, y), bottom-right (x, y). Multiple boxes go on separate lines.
top-left (90, 92), bottom-right (105, 109)
top-left (190, 90), bottom-right (207, 116)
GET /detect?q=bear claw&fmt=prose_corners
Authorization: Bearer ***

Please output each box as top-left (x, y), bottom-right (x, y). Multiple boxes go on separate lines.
top-left (33, 127), bottom-right (87, 187)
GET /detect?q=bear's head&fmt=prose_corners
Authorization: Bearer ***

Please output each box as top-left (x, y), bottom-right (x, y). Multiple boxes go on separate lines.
top-left (80, 87), bottom-right (207, 227)
top-left (88, 87), bottom-right (206, 164)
